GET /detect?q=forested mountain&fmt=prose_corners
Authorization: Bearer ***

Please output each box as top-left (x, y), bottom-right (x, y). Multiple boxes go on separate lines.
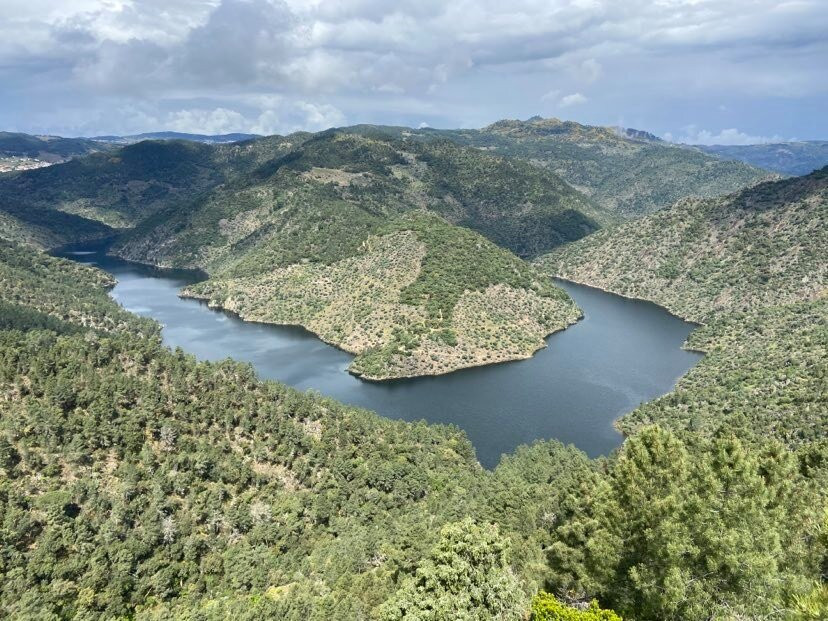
top-left (111, 131), bottom-right (602, 378)
top-left (538, 167), bottom-right (828, 446)
top-left (353, 117), bottom-right (772, 217)
top-left (110, 129), bottom-right (610, 264)
top-left (542, 167), bottom-right (827, 322)
top-left (0, 132), bottom-right (106, 162)
top-left (698, 140), bottom-right (828, 176)
top-left (0, 136), bottom-right (305, 242)
top-left (0, 239), bottom-right (825, 620)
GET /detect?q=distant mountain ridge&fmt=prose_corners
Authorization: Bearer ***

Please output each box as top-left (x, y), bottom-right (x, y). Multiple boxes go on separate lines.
top-left (352, 116), bottom-right (773, 217)
top-left (91, 131), bottom-right (261, 145)
top-left (696, 140), bottom-right (828, 176)
top-left (0, 131), bottom-right (109, 163)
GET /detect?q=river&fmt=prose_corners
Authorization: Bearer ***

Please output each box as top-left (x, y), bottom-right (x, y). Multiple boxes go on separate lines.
top-left (60, 246), bottom-right (703, 468)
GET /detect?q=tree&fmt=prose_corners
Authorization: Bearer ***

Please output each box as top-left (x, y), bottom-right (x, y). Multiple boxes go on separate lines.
top-left (548, 427), bottom-right (825, 620)
top-left (378, 518), bottom-right (525, 621)
top-left (530, 592), bottom-right (621, 621)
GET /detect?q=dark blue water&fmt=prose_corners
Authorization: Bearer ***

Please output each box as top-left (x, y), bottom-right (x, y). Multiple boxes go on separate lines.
top-left (61, 247), bottom-right (702, 468)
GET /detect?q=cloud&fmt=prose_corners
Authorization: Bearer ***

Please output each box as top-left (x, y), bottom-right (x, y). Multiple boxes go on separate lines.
top-left (0, 0), bottom-right (826, 136)
top-left (166, 108), bottom-right (248, 135)
top-left (665, 126), bottom-right (788, 145)
top-left (540, 89), bottom-right (560, 102)
top-left (559, 93), bottom-right (588, 108)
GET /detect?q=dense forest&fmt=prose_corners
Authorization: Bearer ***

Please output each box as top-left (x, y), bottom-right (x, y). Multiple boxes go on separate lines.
top-left (0, 240), bottom-right (826, 619)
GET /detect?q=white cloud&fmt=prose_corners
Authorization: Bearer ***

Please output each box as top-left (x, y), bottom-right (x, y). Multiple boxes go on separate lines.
top-left (1, 0), bottom-right (826, 136)
top-left (666, 126), bottom-right (787, 145)
top-left (166, 108), bottom-right (248, 135)
top-left (559, 92), bottom-right (588, 108)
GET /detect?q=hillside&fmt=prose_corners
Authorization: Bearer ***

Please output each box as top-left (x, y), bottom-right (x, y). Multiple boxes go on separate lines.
top-left (115, 130), bottom-right (609, 264)
top-left (183, 213), bottom-right (580, 379)
top-left (540, 167), bottom-right (827, 322)
top-left (537, 168), bottom-right (828, 445)
top-left (698, 140), bottom-right (828, 176)
top-left (354, 117), bottom-right (772, 217)
top-left (0, 131), bottom-right (106, 162)
top-left (0, 129), bottom-right (608, 379)
top-left (0, 136), bottom-right (303, 240)
top-left (0, 239), bottom-right (824, 620)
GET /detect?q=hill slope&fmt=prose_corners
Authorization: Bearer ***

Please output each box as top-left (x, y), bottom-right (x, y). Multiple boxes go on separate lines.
top-left (537, 168), bottom-right (828, 444)
top-left (0, 131), bottom-right (106, 161)
top-left (698, 140), bottom-right (828, 176)
top-left (0, 136), bottom-right (303, 241)
top-left (540, 167), bottom-right (827, 322)
top-left (355, 117), bottom-right (772, 217)
top-left (109, 131), bottom-right (605, 378)
top-left (182, 212), bottom-right (580, 379)
top-left (0, 130), bottom-right (605, 379)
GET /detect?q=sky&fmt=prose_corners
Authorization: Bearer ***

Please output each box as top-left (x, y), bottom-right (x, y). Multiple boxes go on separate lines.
top-left (1, 0), bottom-right (826, 143)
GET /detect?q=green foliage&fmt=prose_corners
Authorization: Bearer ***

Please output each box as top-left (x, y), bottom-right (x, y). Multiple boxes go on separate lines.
top-left (542, 169), bottom-right (828, 445)
top-left (620, 300), bottom-right (827, 445)
top-left (0, 131), bottom-right (105, 159)
top-left (0, 239), bottom-right (156, 336)
top-left (548, 427), bottom-right (826, 620)
top-left (530, 593), bottom-right (620, 621)
top-left (381, 212), bottom-right (564, 319)
top-left (0, 240), bottom-right (825, 619)
top-left (378, 518), bottom-right (525, 621)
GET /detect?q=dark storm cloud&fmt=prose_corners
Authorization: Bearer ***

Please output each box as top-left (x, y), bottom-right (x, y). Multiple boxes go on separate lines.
top-left (1, 0), bottom-right (826, 141)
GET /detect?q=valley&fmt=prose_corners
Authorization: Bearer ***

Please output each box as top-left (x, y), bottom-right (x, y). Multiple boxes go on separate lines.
top-left (0, 119), bottom-right (825, 621)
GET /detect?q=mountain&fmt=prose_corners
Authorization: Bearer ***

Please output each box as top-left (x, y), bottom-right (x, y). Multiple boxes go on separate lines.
top-left (0, 129), bottom-right (609, 378)
top-left (0, 131), bottom-right (106, 161)
top-left (697, 140), bottom-right (828, 176)
top-left (181, 212), bottom-right (580, 380)
top-left (0, 131), bottom-right (111, 173)
top-left (0, 136), bottom-right (304, 246)
top-left (351, 117), bottom-right (773, 217)
top-left (92, 131), bottom-right (261, 145)
top-left (111, 130), bottom-right (602, 378)
top-left (537, 167), bottom-right (828, 446)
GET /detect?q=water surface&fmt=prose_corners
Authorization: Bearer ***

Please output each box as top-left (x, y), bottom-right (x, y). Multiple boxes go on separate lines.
top-left (61, 246), bottom-right (702, 468)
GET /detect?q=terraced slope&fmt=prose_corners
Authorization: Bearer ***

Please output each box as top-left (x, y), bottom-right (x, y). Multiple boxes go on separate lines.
top-left (357, 117), bottom-right (772, 217)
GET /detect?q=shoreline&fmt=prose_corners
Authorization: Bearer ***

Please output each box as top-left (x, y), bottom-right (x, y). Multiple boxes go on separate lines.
top-left (180, 286), bottom-right (583, 382)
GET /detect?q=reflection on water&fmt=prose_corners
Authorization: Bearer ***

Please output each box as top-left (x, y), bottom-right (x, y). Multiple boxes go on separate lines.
top-left (61, 246), bottom-right (702, 468)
